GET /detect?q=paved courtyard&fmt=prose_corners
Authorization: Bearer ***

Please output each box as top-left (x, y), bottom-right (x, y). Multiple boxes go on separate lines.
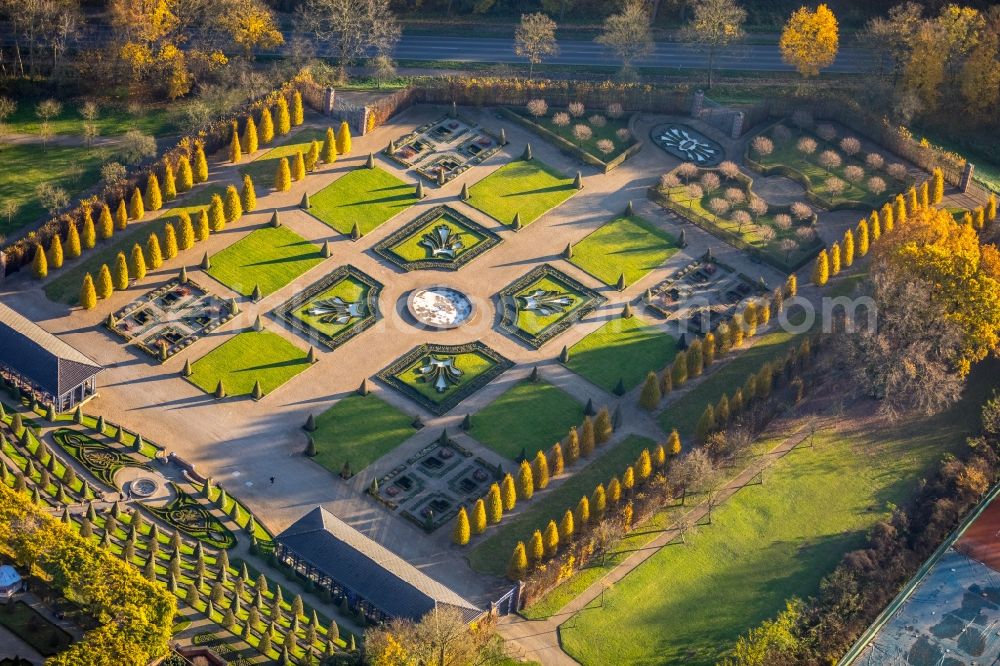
top-left (0, 104), bottom-right (847, 609)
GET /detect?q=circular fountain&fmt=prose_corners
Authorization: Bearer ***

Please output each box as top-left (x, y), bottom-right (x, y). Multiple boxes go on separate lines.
top-left (129, 477), bottom-right (159, 498)
top-left (406, 286), bottom-right (474, 329)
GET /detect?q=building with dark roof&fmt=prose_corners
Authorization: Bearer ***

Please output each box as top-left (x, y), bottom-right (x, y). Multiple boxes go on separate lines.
top-left (0, 302), bottom-right (101, 412)
top-left (275, 506), bottom-right (482, 624)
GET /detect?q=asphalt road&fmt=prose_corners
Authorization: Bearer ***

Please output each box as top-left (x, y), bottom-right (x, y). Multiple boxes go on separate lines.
top-left (393, 34), bottom-right (869, 73)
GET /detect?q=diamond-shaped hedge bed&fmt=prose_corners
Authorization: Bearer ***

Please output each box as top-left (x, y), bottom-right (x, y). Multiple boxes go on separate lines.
top-left (272, 266), bottom-right (382, 350)
top-left (498, 264), bottom-right (606, 348)
top-left (373, 205), bottom-right (501, 271)
top-left (376, 342), bottom-right (513, 415)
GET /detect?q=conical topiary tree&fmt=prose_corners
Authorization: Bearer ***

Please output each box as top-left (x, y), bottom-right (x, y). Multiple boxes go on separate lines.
top-left (321, 127), bottom-right (337, 164)
top-left (241, 174), bottom-right (257, 212)
top-left (300, 192), bottom-right (310, 209)
top-left (177, 156), bottom-right (193, 192)
top-left (453, 507), bottom-right (470, 545)
top-left (616, 273), bottom-right (627, 290)
top-left (304, 436), bottom-right (316, 457)
top-left (242, 116), bottom-right (259, 154)
top-left (512, 212), bottom-right (522, 230)
top-left (471, 498), bottom-right (487, 535)
top-left (275, 158), bottom-right (292, 192)
top-left (639, 371), bottom-right (661, 410)
top-left (461, 182), bottom-right (469, 200)
top-left (595, 406), bottom-right (613, 443)
top-left (145, 173), bottom-right (163, 211)
top-left (292, 151), bottom-right (306, 181)
top-left (251, 284), bottom-right (262, 302)
top-left (252, 380), bottom-right (264, 400)
top-left (80, 273), bottom-right (97, 309)
top-left (304, 414), bottom-right (317, 432)
top-left (129, 186), bottom-right (145, 221)
top-left (574, 171), bottom-right (583, 189)
top-left (215, 381), bottom-right (226, 399)
top-left (336, 121), bottom-right (351, 155)
top-left (522, 143), bottom-right (532, 160)
top-left (350, 222), bottom-right (361, 240)
top-left (559, 345), bottom-right (569, 363)
top-left (507, 542), bottom-right (528, 580)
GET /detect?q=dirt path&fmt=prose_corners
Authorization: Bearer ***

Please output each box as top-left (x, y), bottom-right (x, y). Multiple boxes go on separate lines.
top-left (498, 421), bottom-right (816, 665)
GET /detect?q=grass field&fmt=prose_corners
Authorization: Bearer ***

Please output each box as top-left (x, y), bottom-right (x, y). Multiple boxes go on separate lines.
top-left (560, 364), bottom-right (995, 665)
top-left (468, 434), bottom-right (655, 576)
top-left (570, 215), bottom-right (677, 286)
top-left (309, 166), bottom-right (416, 235)
top-left (0, 143), bottom-right (109, 236)
top-left (44, 184), bottom-right (227, 304)
top-left (468, 159), bottom-right (576, 227)
top-left (310, 393), bottom-right (416, 474)
top-left (6, 102), bottom-right (177, 137)
top-left (238, 127), bottom-right (326, 184)
top-left (566, 316), bottom-right (678, 392)
top-left (469, 380), bottom-right (583, 461)
top-left (207, 225), bottom-right (323, 298)
top-left (187, 330), bottom-right (310, 396)
top-left (512, 108), bottom-right (635, 162)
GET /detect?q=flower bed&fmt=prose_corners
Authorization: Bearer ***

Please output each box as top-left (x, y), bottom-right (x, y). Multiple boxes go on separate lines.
top-left (651, 164), bottom-right (823, 273)
top-left (500, 103), bottom-right (642, 172)
top-left (51, 428), bottom-right (152, 488)
top-left (745, 119), bottom-right (913, 211)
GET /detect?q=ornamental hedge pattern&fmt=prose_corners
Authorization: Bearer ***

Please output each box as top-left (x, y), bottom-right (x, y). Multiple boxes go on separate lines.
top-left (145, 483), bottom-right (237, 550)
top-left (497, 264), bottom-right (606, 348)
top-left (372, 205), bottom-right (502, 271)
top-left (52, 428), bottom-right (152, 488)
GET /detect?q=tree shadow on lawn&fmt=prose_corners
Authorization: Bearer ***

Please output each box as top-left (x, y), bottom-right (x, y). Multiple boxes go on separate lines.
top-left (236, 358), bottom-right (310, 372)
top-left (339, 190), bottom-right (415, 207)
top-left (502, 184), bottom-right (574, 196)
top-left (242, 251), bottom-right (321, 267)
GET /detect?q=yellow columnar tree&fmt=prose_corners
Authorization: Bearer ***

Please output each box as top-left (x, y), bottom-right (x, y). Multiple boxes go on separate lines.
top-left (32, 243), bottom-right (48, 279)
top-left (193, 143), bottom-right (209, 183)
top-left (668, 429), bottom-right (682, 456)
top-left (224, 185), bottom-right (243, 223)
top-left (229, 127), bottom-right (242, 164)
top-left (163, 163), bottom-right (177, 200)
top-left (894, 193), bottom-right (907, 226)
top-left (931, 168), bottom-right (944, 205)
top-left (543, 520), bottom-right (559, 558)
top-left (529, 530), bottom-right (544, 564)
top-left (532, 450), bottom-right (549, 490)
top-left (130, 244), bottom-right (147, 280)
top-left (145, 173), bottom-right (162, 211)
top-left (452, 507), bottom-right (470, 546)
top-left (113, 251), bottom-right (129, 290)
top-left (336, 121), bottom-right (351, 155)
top-left (829, 241), bottom-right (841, 274)
top-left (292, 151), bottom-right (306, 181)
top-left (988, 194), bottom-right (997, 223)
top-left (470, 499), bottom-right (487, 535)
top-left (80, 273), bottom-right (97, 309)
top-left (196, 209), bottom-right (210, 241)
top-left (517, 460), bottom-right (534, 500)
top-left (129, 187), bottom-right (145, 220)
top-left (241, 174), bottom-right (256, 212)
top-left (100, 204), bottom-right (116, 239)
top-left (812, 248), bottom-right (829, 286)
top-left (81, 206), bottom-right (96, 249)
top-left (304, 140), bottom-right (320, 172)
top-left (486, 483), bottom-right (503, 524)
top-left (292, 91), bottom-right (304, 126)
top-left (907, 186), bottom-right (919, 216)
top-left (163, 223), bottom-right (178, 260)
top-left (208, 194), bottom-right (226, 232)
top-left (856, 219), bottom-right (870, 256)
top-left (636, 448), bottom-right (652, 482)
top-left (146, 233), bottom-right (163, 269)
top-left (178, 212), bottom-right (195, 250)
top-left (275, 157), bottom-right (292, 191)
top-left (842, 228), bottom-right (855, 267)
top-left (508, 542), bottom-right (528, 580)
top-left (260, 107), bottom-right (275, 145)
top-left (321, 127), bottom-right (337, 164)
top-left (779, 4), bottom-right (839, 78)
top-left (559, 509), bottom-right (574, 542)
top-left (65, 221), bottom-right (81, 259)
top-left (47, 234), bottom-right (63, 270)
top-left (276, 95), bottom-right (291, 135)
top-left (242, 116), bottom-right (258, 154)
top-left (591, 483), bottom-right (607, 518)
top-left (177, 155), bottom-right (194, 192)
top-left (549, 442), bottom-right (564, 475)
top-left (919, 180), bottom-right (929, 209)
top-left (501, 473), bottom-right (517, 511)
top-left (96, 264), bottom-right (114, 298)
top-left (575, 495), bottom-right (590, 526)
top-left (870, 211), bottom-right (882, 241)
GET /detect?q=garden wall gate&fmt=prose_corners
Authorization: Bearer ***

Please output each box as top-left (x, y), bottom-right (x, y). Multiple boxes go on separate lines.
top-left (491, 584), bottom-right (520, 616)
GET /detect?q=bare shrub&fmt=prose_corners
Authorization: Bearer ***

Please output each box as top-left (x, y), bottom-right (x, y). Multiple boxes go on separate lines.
top-left (527, 99), bottom-right (548, 118)
top-left (724, 187), bottom-right (746, 205)
top-left (797, 137), bottom-right (817, 156)
top-left (588, 114), bottom-right (607, 127)
top-left (867, 176), bottom-right (887, 195)
top-left (790, 201), bottom-right (812, 221)
top-left (659, 172), bottom-right (681, 189)
top-left (700, 172), bottom-right (720, 193)
top-left (708, 198), bottom-right (731, 216)
top-left (887, 163), bottom-right (908, 180)
top-left (572, 124), bottom-right (593, 143)
top-left (779, 238), bottom-right (800, 258)
top-left (748, 197), bottom-right (768, 218)
top-left (818, 150), bottom-right (842, 171)
top-left (839, 137), bottom-right (861, 156)
top-left (606, 102), bottom-right (624, 119)
top-left (773, 213), bottom-right (792, 230)
top-left (816, 123), bottom-right (837, 142)
top-left (615, 127), bottom-right (632, 142)
top-left (686, 184), bottom-right (704, 200)
top-left (755, 225), bottom-right (776, 241)
top-left (731, 210), bottom-right (752, 230)
top-left (568, 101), bottom-right (585, 118)
top-left (751, 136), bottom-right (774, 158)
top-left (595, 139), bottom-right (615, 155)
top-left (865, 153), bottom-right (885, 170)
top-left (677, 162), bottom-right (699, 183)
top-left (552, 112), bottom-right (570, 129)
top-left (719, 160), bottom-right (740, 180)
top-left (844, 165), bottom-right (865, 183)
top-left (795, 226), bottom-right (817, 242)
top-left (825, 176), bottom-right (846, 196)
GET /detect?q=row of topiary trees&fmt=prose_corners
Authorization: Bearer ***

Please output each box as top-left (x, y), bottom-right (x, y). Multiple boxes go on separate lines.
top-left (452, 406), bottom-right (616, 547)
top-left (273, 123), bottom-right (352, 193)
top-left (506, 432), bottom-right (680, 581)
top-left (812, 168), bottom-right (998, 287)
top-left (78, 175), bottom-right (258, 308)
top-left (638, 271), bottom-right (798, 413)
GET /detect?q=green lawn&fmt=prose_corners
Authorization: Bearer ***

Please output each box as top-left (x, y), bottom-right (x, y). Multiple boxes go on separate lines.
top-left (468, 434), bottom-right (655, 577)
top-left (756, 126), bottom-right (908, 208)
top-left (187, 330), bottom-right (310, 396)
top-left (287, 275), bottom-right (369, 338)
top-left (566, 316), bottom-right (678, 392)
top-left (0, 143), bottom-right (109, 236)
top-left (560, 363), bottom-right (995, 666)
top-left (469, 380), bottom-right (583, 461)
top-left (570, 215), bottom-right (678, 286)
top-left (309, 166), bottom-right (417, 235)
top-left (389, 214), bottom-right (487, 263)
top-left (6, 101), bottom-right (177, 137)
top-left (44, 184), bottom-right (226, 304)
top-left (310, 393), bottom-right (416, 474)
top-left (514, 276), bottom-right (590, 336)
top-left (207, 225), bottom-right (323, 298)
top-left (512, 108), bottom-right (635, 162)
top-left (468, 159), bottom-right (576, 227)
top-left (238, 127), bottom-right (326, 184)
